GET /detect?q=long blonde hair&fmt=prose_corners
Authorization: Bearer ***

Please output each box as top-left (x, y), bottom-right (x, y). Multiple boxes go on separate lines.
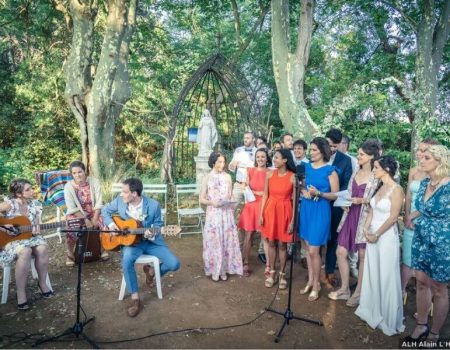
top-left (426, 145), bottom-right (450, 179)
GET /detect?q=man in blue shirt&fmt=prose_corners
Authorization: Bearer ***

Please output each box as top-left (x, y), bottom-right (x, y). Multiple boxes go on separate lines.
top-left (102, 178), bottom-right (180, 317)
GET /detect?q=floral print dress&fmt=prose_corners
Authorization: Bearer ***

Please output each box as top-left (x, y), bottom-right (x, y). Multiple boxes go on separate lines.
top-left (203, 171), bottom-right (243, 278)
top-left (412, 179), bottom-right (450, 283)
top-left (0, 199), bottom-right (46, 266)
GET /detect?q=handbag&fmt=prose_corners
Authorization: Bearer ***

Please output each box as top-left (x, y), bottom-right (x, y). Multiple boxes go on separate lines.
top-left (243, 186), bottom-right (256, 203)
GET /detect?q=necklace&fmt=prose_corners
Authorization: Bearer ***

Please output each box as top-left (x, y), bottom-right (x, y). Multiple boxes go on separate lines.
top-left (429, 180), bottom-right (440, 193)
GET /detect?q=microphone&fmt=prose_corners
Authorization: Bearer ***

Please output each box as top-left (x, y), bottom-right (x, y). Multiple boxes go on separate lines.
top-left (295, 162), bottom-right (305, 183)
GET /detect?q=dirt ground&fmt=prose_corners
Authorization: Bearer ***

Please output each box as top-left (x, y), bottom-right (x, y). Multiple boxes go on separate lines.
top-left (1, 231), bottom-right (449, 349)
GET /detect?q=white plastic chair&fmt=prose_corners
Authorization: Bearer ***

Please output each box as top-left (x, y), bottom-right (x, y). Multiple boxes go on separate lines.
top-left (118, 255), bottom-right (162, 300)
top-left (175, 184), bottom-right (204, 236)
top-left (143, 184), bottom-right (168, 227)
top-left (1, 257), bottom-right (52, 304)
top-left (111, 183), bottom-right (168, 226)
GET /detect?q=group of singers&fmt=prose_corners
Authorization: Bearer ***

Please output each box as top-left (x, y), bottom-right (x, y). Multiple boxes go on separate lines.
top-left (0, 128), bottom-right (448, 341)
top-left (199, 129), bottom-right (449, 341)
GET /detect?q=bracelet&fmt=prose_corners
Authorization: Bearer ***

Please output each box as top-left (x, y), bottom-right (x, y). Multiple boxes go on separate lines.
top-left (317, 191), bottom-right (322, 197)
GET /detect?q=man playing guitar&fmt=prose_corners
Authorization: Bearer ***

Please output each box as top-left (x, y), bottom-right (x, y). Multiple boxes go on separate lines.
top-left (102, 178), bottom-right (180, 317)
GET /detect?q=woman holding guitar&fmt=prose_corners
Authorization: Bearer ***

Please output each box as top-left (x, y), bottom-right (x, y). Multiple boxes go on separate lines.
top-left (0, 179), bottom-right (54, 310)
top-left (63, 160), bottom-right (109, 266)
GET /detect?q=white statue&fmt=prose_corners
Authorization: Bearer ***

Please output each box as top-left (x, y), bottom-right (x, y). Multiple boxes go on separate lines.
top-left (196, 109), bottom-right (218, 157)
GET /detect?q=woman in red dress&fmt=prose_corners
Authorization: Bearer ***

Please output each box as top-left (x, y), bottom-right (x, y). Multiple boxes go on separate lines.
top-left (238, 148), bottom-right (270, 277)
top-left (259, 149), bottom-right (297, 289)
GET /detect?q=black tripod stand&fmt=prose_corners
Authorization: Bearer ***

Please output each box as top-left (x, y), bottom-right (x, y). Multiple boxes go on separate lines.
top-left (33, 228), bottom-right (99, 349)
top-left (266, 164), bottom-right (323, 343)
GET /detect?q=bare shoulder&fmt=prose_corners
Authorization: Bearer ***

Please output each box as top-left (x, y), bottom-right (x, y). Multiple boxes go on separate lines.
top-left (393, 185), bottom-right (405, 197)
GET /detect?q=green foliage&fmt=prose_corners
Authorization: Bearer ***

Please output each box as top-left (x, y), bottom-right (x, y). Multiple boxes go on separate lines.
top-left (0, 0), bottom-right (448, 189)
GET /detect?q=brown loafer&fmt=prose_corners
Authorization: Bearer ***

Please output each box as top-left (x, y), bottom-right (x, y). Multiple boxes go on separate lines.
top-left (143, 265), bottom-right (155, 288)
top-left (127, 299), bottom-right (142, 317)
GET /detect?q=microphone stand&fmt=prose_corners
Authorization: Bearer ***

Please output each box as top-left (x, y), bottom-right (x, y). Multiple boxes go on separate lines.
top-left (266, 168), bottom-right (323, 343)
top-left (33, 227), bottom-right (99, 349)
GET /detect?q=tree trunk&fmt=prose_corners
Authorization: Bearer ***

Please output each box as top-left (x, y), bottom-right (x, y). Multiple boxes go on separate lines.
top-left (63, 0), bottom-right (97, 167)
top-left (63, 0), bottom-right (136, 179)
top-left (271, 0), bottom-right (318, 141)
top-left (412, 0), bottom-right (450, 151)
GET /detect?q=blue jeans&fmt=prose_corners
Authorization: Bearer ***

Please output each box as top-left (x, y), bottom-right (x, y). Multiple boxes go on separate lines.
top-left (121, 234), bottom-right (180, 294)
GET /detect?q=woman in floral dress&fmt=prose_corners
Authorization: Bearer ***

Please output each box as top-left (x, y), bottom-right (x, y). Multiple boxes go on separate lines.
top-left (0, 179), bottom-right (54, 310)
top-left (406, 145), bottom-right (450, 343)
top-left (199, 152), bottom-right (243, 281)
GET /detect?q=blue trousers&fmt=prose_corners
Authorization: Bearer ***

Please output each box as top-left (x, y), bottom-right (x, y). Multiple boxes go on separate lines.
top-left (121, 234), bottom-right (180, 294)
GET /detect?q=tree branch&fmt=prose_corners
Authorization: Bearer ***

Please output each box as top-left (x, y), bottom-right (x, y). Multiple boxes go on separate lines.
top-left (230, 3), bottom-right (269, 64)
top-left (377, 0), bottom-right (417, 32)
top-left (230, 0), bottom-right (243, 47)
top-left (295, 0), bottom-right (314, 63)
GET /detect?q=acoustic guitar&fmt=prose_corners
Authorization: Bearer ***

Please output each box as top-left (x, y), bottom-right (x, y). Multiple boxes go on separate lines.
top-left (100, 216), bottom-right (181, 251)
top-left (0, 216), bottom-right (84, 248)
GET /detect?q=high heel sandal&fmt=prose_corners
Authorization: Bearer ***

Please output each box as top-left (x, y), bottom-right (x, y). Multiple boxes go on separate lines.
top-left (17, 301), bottom-right (30, 311)
top-left (300, 284), bottom-right (312, 295)
top-left (308, 287), bottom-right (321, 302)
top-left (243, 263), bottom-right (250, 277)
top-left (402, 323), bottom-right (429, 342)
top-left (65, 257), bottom-right (75, 267)
top-left (279, 272), bottom-right (288, 290)
top-left (39, 285), bottom-right (55, 298)
top-left (426, 331), bottom-right (439, 343)
top-left (265, 270), bottom-right (277, 288)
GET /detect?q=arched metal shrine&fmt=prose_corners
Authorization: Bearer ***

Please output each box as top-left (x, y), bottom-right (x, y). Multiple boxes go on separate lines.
top-left (172, 53), bottom-right (262, 180)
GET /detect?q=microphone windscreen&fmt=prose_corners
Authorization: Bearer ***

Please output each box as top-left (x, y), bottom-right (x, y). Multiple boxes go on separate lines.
top-left (296, 163), bottom-right (306, 177)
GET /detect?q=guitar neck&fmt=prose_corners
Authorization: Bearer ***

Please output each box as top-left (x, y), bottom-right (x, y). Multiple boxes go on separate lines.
top-left (123, 227), bottom-right (160, 235)
top-left (17, 221), bottom-right (65, 233)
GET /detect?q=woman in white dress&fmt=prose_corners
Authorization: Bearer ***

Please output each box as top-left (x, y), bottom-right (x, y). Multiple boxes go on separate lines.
top-left (355, 156), bottom-right (405, 336)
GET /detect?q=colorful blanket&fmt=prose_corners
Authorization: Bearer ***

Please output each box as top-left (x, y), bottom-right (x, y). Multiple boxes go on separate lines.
top-left (35, 170), bottom-right (72, 213)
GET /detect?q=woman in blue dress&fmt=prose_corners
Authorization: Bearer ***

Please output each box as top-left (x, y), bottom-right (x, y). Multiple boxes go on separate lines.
top-left (405, 145), bottom-right (449, 343)
top-left (299, 137), bottom-right (339, 301)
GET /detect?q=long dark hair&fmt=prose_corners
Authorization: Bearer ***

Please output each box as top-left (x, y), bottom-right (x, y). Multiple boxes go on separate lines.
top-left (311, 137), bottom-right (332, 162)
top-left (360, 139), bottom-right (381, 169)
top-left (275, 149), bottom-right (296, 173)
top-left (372, 155), bottom-right (398, 197)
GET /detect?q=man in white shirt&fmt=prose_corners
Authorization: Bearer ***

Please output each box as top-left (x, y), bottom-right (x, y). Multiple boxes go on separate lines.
top-left (293, 139), bottom-right (310, 165)
top-left (229, 131), bottom-right (257, 206)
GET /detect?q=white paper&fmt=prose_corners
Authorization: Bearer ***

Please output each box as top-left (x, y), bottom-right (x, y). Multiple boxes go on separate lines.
top-left (243, 187), bottom-right (256, 203)
top-left (333, 190), bottom-right (352, 207)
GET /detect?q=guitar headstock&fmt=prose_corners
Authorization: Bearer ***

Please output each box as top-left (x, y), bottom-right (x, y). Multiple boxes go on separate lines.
top-left (162, 225), bottom-right (182, 237)
top-left (67, 218), bottom-right (86, 229)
